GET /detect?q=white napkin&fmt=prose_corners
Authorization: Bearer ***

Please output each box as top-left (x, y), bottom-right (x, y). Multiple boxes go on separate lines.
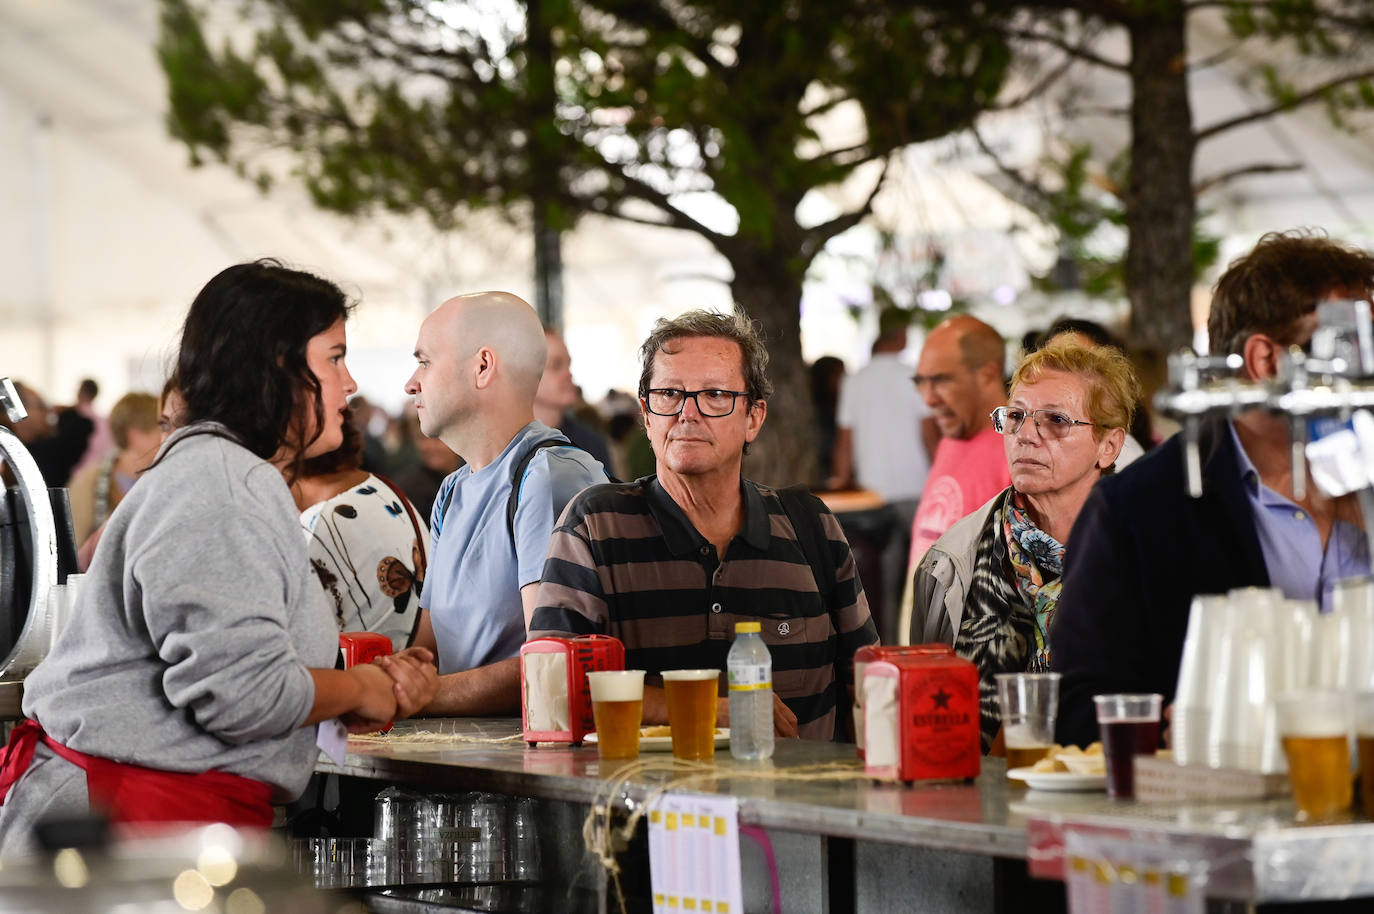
top-left (523, 652), bottom-right (571, 732)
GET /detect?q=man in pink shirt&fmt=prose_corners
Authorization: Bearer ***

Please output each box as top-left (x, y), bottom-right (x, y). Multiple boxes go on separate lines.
top-left (907, 315), bottom-right (1010, 569)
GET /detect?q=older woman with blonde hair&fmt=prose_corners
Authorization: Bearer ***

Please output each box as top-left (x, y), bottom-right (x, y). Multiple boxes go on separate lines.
top-left (910, 338), bottom-right (1141, 751)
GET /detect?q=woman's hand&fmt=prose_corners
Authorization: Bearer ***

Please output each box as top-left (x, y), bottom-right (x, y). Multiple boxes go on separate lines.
top-left (376, 649), bottom-right (439, 719)
top-left (342, 662), bottom-right (399, 730)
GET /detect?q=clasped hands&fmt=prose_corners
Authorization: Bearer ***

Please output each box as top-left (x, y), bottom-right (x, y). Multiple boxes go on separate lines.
top-left (342, 646), bottom-right (440, 733)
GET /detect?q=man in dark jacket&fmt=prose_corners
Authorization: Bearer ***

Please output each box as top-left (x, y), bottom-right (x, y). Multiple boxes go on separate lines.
top-left (1052, 231), bottom-right (1374, 747)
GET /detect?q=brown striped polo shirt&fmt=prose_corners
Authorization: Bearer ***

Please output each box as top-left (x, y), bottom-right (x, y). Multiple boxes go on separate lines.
top-left (529, 476), bottom-right (879, 741)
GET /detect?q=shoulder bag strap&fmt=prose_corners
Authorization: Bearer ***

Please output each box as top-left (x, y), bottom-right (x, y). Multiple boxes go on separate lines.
top-left (776, 484), bottom-right (836, 607)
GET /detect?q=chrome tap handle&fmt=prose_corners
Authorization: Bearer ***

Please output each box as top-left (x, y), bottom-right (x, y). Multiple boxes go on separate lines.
top-left (1183, 416), bottom-right (1204, 498)
top-left (1291, 417), bottom-right (1308, 502)
top-left (0, 378), bottom-right (24, 424)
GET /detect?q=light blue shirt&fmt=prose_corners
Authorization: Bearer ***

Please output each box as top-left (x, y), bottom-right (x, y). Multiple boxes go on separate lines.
top-left (1231, 423), bottom-right (1369, 610)
top-left (422, 421), bottom-right (608, 674)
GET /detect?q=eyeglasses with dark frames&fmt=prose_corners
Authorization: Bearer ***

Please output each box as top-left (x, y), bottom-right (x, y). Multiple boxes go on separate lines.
top-left (643, 388), bottom-right (751, 417)
top-left (990, 406), bottom-right (1099, 439)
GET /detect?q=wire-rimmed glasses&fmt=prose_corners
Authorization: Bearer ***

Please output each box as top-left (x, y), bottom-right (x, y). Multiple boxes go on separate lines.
top-left (990, 406), bottom-right (1098, 439)
top-left (643, 388), bottom-right (751, 417)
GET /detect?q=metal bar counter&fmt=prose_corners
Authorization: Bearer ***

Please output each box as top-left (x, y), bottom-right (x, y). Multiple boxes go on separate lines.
top-left (317, 719), bottom-right (1374, 907)
top-left (317, 718), bottom-right (1023, 858)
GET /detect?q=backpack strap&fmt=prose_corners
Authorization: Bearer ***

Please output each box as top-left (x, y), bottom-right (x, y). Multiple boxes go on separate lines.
top-left (776, 484), bottom-right (836, 608)
top-left (433, 473), bottom-right (459, 537)
top-left (507, 438), bottom-right (584, 538)
top-left (433, 437), bottom-right (586, 542)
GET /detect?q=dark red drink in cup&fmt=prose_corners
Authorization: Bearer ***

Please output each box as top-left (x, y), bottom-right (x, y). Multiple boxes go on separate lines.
top-left (1099, 718), bottom-right (1161, 798)
top-left (1094, 694), bottom-right (1163, 799)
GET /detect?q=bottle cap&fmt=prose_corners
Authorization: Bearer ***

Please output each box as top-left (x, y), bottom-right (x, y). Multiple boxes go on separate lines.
top-left (735, 621), bottom-right (761, 634)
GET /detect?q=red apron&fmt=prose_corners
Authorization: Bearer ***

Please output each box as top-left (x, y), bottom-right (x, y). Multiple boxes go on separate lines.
top-left (0, 719), bottom-right (273, 827)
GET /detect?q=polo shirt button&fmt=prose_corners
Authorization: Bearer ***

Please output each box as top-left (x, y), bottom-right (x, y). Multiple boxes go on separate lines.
top-left (711, 603), bottom-right (722, 613)
top-left (700, 546), bottom-right (710, 556)
top-left (1295, 510), bottom-right (1306, 521)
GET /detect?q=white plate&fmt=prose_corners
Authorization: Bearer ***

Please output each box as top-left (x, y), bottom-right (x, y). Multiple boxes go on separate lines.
top-left (1007, 766), bottom-right (1106, 792)
top-left (586, 729), bottom-right (730, 751)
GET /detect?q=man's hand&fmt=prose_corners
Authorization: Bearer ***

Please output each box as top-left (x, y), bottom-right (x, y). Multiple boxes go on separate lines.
top-left (377, 649), bottom-right (439, 719)
top-left (712, 692), bottom-right (799, 738)
top-left (771, 692), bottom-right (798, 738)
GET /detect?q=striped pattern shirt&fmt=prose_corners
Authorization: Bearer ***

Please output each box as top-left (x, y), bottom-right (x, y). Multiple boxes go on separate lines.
top-left (529, 476), bottom-right (878, 741)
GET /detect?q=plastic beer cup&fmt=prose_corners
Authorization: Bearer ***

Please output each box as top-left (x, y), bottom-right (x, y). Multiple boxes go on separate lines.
top-left (662, 669), bottom-right (720, 761)
top-left (1276, 690), bottom-right (1352, 821)
top-left (1354, 691), bottom-right (1374, 815)
top-left (1094, 693), bottom-right (1162, 799)
top-left (996, 672), bottom-right (1060, 772)
top-left (587, 670), bottom-right (646, 760)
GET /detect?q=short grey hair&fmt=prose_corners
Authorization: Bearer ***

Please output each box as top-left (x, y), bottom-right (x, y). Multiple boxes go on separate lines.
top-left (637, 310), bottom-right (773, 404)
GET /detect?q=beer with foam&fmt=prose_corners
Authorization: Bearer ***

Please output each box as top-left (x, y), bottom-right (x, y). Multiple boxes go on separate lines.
top-left (1276, 691), bottom-right (1352, 820)
top-left (587, 670), bottom-right (645, 760)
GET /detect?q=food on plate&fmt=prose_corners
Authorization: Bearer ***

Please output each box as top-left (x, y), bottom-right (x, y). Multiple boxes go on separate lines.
top-left (1029, 741), bottom-right (1105, 774)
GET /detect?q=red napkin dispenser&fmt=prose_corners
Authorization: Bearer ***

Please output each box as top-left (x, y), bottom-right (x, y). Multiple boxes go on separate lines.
top-left (520, 635), bottom-right (625, 746)
top-left (854, 644), bottom-right (956, 760)
top-left (863, 650), bottom-right (980, 782)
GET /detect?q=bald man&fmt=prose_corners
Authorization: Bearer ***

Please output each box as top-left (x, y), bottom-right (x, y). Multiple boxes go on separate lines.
top-left (906, 316), bottom-right (1010, 575)
top-left (404, 292), bottom-right (608, 714)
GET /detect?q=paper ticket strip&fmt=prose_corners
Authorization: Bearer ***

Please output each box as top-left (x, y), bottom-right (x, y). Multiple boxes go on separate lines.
top-left (648, 794), bottom-right (744, 914)
top-left (1062, 830), bottom-right (1206, 914)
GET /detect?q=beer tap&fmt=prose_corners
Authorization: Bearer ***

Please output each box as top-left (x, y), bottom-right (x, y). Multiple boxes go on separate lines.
top-left (1153, 300), bottom-right (1374, 522)
top-left (1153, 351), bottom-right (1254, 497)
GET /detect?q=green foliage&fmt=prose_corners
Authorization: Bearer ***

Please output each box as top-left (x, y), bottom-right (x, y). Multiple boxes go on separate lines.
top-left (157, 0), bottom-right (1013, 282)
top-left (1029, 143), bottom-right (1218, 296)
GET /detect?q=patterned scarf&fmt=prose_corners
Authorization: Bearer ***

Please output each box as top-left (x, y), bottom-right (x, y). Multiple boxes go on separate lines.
top-left (1002, 493), bottom-right (1066, 671)
top-left (954, 490), bottom-right (1032, 752)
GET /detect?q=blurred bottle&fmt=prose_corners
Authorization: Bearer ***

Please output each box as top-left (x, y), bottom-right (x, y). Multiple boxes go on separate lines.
top-left (728, 622), bottom-right (774, 760)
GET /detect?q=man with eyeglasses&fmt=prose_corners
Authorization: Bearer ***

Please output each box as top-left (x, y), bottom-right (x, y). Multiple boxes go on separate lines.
top-left (1052, 231), bottom-right (1374, 748)
top-left (529, 310), bottom-right (879, 741)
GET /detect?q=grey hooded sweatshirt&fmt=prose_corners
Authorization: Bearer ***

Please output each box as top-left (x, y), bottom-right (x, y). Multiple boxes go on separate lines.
top-left (0, 424), bottom-right (336, 854)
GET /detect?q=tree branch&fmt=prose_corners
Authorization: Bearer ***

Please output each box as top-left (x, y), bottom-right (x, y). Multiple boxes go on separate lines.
top-left (1188, 45), bottom-right (1241, 72)
top-left (799, 156), bottom-right (891, 258)
top-left (1195, 67), bottom-right (1374, 142)
top-left (1193, 161), bottom-right (1302, 195)
top-left (800, 93), bottom-right (849, 121)
top-left (1060, 103), bottom-right (1130, 119)
top-left (989, 54), bottom-right (1078, 111)
top-left (969, 124), bottom-right (1052, 208)
top-left (597, 167), bottom-right (731, 247)
top-left (1001, 26), bottom-right (1129, 72)
top-left (801, 142), bottom-right (874, 168)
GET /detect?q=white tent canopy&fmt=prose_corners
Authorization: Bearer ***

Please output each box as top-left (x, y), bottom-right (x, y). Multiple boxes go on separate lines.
top-left (3, 0), bottom-right (1374, 413)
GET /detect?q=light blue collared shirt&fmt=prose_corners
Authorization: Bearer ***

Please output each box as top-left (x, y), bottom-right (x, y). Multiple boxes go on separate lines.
top-left (1231, 423), bottom-right (1369, 610)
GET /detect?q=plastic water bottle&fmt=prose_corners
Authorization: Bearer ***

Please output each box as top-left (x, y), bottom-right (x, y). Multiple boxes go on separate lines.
top-left (728, 621), bottom-right (774, 760)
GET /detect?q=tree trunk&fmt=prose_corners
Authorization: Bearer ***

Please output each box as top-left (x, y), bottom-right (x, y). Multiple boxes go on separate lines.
top-left (728, 258), bottom-right (817, 489)
top-left (1124, 6), bottom-right (1196, 354)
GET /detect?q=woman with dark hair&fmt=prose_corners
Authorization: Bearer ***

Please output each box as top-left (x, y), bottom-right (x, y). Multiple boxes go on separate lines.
top-left (0, 260), bottom-right (437, 853)
top-left (296, 407), bottom-right (430, 650)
